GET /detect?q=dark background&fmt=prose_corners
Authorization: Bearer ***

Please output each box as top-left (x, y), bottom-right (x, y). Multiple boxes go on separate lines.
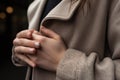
top-left (0, 0), bottom-right (33, 80)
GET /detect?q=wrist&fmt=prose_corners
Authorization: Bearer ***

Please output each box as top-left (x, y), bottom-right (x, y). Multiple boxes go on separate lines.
top-left (54, 50), bottom-right (66, 72)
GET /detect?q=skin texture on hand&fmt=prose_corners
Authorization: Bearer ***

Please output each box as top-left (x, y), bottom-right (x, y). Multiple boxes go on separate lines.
top-left (13, 27), bottom-right (67, 72)
top-left (28, 26), bottom-right (67, 71)
top-left (13, 29), bottom-right (40, 67)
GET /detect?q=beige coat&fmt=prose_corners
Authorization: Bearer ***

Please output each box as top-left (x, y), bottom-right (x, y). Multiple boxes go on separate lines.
top-left (12, 0), bottom-right (120, 80)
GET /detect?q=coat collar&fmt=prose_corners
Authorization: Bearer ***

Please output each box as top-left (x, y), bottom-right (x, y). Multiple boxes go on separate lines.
top-left (41, 0), bottom-right (81, 23)
top-left (28, 0), bottom-right (81, 30)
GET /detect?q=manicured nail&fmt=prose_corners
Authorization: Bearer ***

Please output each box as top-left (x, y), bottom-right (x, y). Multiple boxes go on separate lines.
top-left (29, 48), bottom-right (35, 52)
top-left (29, 61), bottom-right (36, 67)
top-left (35, 42), bottom-right (40, 48)
top-left (32, 63), bottom-right (36, 68)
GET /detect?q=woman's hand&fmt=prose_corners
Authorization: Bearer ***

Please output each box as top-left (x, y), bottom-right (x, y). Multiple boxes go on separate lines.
top-left (28, 27), bottom-right (67, 71)
top-left (13, 29), bottom-right (40, 67)
top-left (13, 27), bottom-right (67, 71)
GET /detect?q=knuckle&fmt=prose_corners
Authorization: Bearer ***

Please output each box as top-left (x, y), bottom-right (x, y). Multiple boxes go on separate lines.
top-left (16, 30), bottom-right (24, 37)
top-left (13, 38), bottom-right (19, 44)
top-left (39, 37), bottom-right (46, 43)
top-left (41, 37), bottom-right (46, 41)
top-left (13, 38), bottom-right (17, 45)
top-left (16, 30), bottom-right (29, 38)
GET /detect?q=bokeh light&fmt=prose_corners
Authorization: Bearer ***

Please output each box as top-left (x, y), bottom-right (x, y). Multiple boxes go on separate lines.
top-left (6, 6), bottom-right (14, 14)
top-left (0, 12), bottom-right (6, 19)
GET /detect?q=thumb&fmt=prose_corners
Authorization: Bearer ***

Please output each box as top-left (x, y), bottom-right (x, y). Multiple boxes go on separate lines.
top-left (40, 26), bottom-right (61, 40)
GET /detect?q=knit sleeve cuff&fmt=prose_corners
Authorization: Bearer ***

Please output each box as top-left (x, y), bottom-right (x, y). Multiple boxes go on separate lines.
top-left (56, 49), bottom-right (83, 80)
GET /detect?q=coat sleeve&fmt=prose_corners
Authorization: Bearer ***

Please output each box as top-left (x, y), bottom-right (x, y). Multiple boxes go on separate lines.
top-left (56, 0), bottom-right (120, 80)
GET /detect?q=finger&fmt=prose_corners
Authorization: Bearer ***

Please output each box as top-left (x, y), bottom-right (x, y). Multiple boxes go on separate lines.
top-left (15, 53), bottom-right (36, 67)
top-left (40, 26), bottom-right (61, 40)
top-left (32, 33), bottom-right (46, 43)
top-left (13, 38), bottom-right (40, 48)
top-left (27, 50), bottom-right (50, 62)
top-left (33, 30), bottom-right (41, 35)
top-left (14, 46), bottom-right (36, 54)
top-left (16, 29), bottom-right (34, 38)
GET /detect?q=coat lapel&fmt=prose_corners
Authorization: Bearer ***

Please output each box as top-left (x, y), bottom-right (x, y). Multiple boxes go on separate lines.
top-left (28, 0), bottom-right (47, 30)
top-left (41, 0), bottom-right (81, 25)
top-left (27, 0), bottom-right (81, 30)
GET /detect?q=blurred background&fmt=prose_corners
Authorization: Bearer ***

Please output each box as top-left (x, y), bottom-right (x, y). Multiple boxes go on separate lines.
top-left (0, 0), bottom-right (33, 80)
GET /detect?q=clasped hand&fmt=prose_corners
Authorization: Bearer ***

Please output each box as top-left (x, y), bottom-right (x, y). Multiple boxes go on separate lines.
top-left (13, 26), bottom-right (67, 72)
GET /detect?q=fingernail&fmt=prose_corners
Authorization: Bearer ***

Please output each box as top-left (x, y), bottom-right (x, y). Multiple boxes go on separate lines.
top-left (35, 42), bottom-right (40, 48)
top-left (32, 63), bottom-right (36, 68)
top-left (29, 48), bottom-right (35, 52)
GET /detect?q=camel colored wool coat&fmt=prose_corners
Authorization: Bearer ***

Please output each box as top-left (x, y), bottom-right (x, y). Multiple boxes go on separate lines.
top-left (12, 0), bottom-right (120, 80)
